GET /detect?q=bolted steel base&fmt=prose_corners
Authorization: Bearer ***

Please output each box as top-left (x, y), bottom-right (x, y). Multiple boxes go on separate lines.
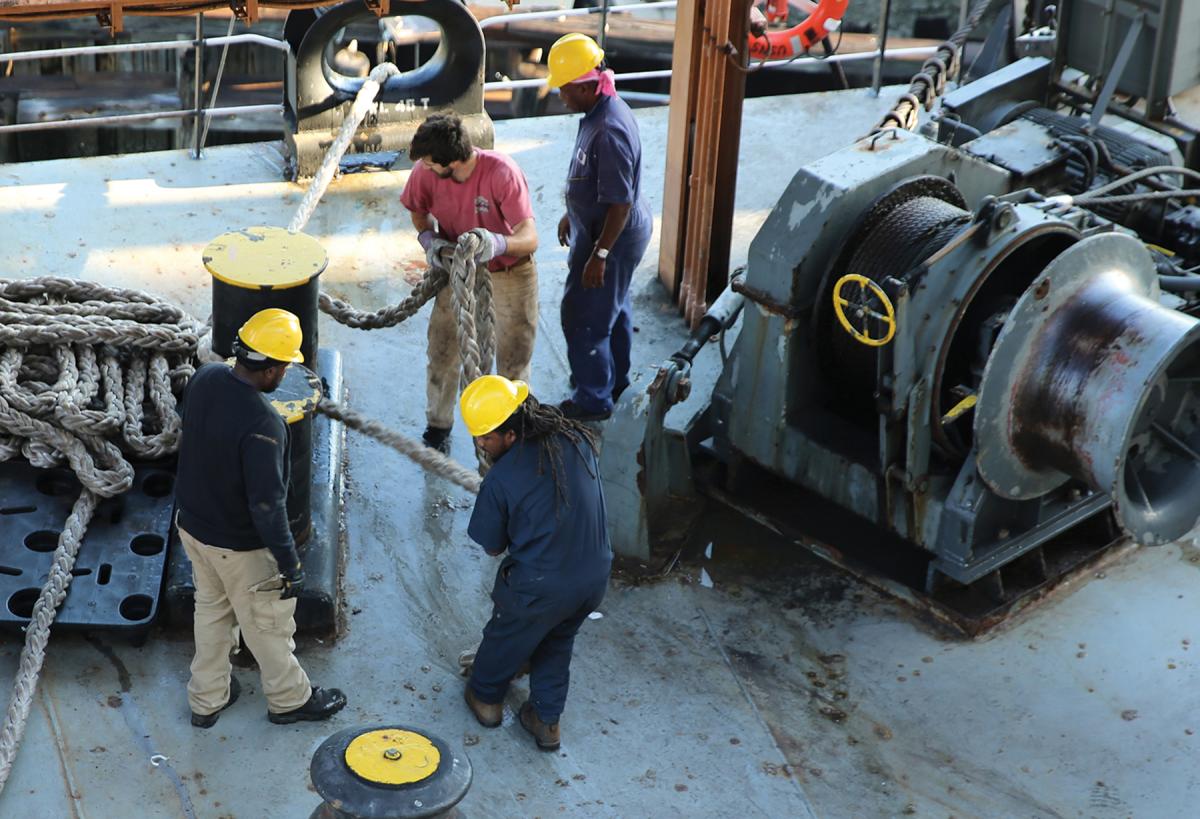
top-left (309, 724), bottom-right (472, 819)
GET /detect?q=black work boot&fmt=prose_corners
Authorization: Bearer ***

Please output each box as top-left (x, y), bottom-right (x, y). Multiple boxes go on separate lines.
top-left (519, 701), bottom-right (560, 751)
top-left (268, 686), bottom-right (347, 724)
top-left (464, 685), bottom-right (503, 728)
top-left (191, 677), bottom-right (241, 729)
top-left (422, 425), bottom-right (451, 454)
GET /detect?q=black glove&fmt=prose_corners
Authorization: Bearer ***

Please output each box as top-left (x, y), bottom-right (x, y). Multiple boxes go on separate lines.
top-left (280, 565), bottom-right (304, 600)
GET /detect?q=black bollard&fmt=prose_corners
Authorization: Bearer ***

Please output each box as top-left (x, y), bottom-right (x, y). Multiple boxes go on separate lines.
top-left (203, 226), bottom-right (327, 543)
top-left (310, 725), bottom-right (473, 819)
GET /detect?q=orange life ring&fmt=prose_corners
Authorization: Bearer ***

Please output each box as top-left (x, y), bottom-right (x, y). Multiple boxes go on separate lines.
top-left (748, 0), bottom-right (850, 61)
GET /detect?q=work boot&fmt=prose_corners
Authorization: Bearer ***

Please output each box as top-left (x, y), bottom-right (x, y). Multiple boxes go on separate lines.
top-left (558, 399), bottom-right (611, 423)
top-left (191, 677), bottom-right (241, 729)
top-left (268, 686), bottom-right (347, 725)
top-left (464, 685), bottom-right (502, 728)
top-left (519, 701), bottom-right (561, 751)
top-left (422, 425), bottom-right (451, 454)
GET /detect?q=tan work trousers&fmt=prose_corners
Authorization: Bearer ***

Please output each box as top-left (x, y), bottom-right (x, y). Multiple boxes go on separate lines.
top-left (180, 527), bottom-right (312, 715)
top-left (427, 256), bottom-right (539, 429)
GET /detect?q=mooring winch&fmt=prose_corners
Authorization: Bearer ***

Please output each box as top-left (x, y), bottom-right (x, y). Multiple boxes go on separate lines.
top-left (628, 4), bottom-right (1200, 606)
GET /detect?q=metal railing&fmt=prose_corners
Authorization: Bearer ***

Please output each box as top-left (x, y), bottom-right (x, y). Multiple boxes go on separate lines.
top-left (477, 0), bottom-right (677, 29)
top-left (483, 46), bottom-right (941, 92)
top-left (0, 1), bottom-right (942, 149)
top-left (0, 23), bottom-right (289, 155)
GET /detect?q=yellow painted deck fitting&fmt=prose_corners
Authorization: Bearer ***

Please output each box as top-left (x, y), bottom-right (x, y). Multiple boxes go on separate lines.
top-left (203, 226), bottom-right (328, 290)
top-left (219, 359), bottom-right (322, 424)
top-left (343, 729), bottom-right (441, 786)
top-left (270, 365), bottom-right (323, 425)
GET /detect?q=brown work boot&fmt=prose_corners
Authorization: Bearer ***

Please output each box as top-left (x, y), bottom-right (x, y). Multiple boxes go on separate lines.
top-left (519, 700), bottom-right (560, 751)
top-left (464, 686), bottom-right (502, 728)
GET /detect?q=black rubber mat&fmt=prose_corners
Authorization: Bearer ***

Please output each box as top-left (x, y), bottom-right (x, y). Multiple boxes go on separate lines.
top-left (0, 460), bottom-right (174, 637)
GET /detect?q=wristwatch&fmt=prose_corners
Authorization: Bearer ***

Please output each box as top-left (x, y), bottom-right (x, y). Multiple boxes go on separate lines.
top-left (593, 246), bottom-right (610, 260)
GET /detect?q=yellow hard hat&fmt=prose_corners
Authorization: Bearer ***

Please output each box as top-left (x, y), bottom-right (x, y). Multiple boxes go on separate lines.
top-left (237, 308), bottom-right (304, 364)
top-left (546, 33), bottom-right (604, 89)
top-left (460, 375), bottom-right (529, 436)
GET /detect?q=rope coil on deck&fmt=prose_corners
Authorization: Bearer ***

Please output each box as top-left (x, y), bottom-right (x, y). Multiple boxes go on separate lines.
top-left (0, 277), bottom-right (200, 793)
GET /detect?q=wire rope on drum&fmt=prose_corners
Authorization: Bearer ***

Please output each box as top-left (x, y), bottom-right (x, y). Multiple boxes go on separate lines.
top-left (824, 194), bottom-right (972, 408)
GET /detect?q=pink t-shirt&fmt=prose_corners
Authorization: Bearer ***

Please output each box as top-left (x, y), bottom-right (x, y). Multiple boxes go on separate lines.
top-left (400, 149), bottom-right (535, 271)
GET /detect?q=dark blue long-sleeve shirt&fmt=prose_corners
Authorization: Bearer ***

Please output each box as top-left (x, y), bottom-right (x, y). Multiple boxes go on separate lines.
top-left (175, 363), bottom-right (299, 575)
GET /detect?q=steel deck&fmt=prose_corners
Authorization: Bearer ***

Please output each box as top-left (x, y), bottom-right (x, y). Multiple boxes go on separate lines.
top-left (1, 87), bottom-right (1198, 818)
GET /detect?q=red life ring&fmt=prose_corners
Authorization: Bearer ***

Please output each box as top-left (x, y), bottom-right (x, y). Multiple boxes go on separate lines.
top-left (748, 0), bottom-right (850, 61)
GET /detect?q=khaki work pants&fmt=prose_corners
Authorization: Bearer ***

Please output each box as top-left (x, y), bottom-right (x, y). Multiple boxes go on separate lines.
top-left (427, 256), bottom-right (539, 429)
top-left (180, 527), bottom-right (312, 715)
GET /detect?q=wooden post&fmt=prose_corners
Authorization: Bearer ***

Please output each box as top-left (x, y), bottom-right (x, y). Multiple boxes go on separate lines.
top-left (657, 0), bottom-right (705, 300)
top-left (658, 0), bottom-right (749, 326)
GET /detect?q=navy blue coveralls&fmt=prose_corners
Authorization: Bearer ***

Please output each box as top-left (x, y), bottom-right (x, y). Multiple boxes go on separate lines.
top-left (563, 93), bottom-right (653, 414)
top-left (466, 434), bottom-right (611, 723)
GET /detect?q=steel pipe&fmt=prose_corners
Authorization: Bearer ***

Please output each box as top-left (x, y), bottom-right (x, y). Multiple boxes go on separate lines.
top-left (0, 32), bottom-right (288, 64)
top-left (484, 46), bottom-right (938, 91)
top-left (478, 1), bottom-right (677, 28)
top-left (0, 104), bottom-right (282, 134)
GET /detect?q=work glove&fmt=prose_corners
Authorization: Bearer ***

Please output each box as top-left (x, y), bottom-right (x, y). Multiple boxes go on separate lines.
top-left (419, 229), bottom-right (454, 272)
top-left (463, 228), bottom-right (508, 264)
top-left (280, 565), bottom-right (305, 600)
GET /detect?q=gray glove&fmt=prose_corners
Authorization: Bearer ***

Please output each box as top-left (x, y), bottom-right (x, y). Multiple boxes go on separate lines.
top-left (426, 237), bottom-right (454, 272)
top-left (464, 228), bottom-right (508, 264)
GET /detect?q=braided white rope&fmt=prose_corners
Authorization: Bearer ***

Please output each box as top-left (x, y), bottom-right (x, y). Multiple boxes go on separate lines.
top-left (281, 63), bottom-right (497, 475)
top-left (0, 277), bottom-right (198, 794)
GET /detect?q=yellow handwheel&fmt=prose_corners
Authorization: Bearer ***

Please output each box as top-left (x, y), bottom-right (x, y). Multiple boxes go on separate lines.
top-left (832, 273), bottom-right (897, 347)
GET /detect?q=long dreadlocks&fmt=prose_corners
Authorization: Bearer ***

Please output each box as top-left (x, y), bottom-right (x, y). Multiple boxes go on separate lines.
top-left (494, 395), bottom-right (598, 506)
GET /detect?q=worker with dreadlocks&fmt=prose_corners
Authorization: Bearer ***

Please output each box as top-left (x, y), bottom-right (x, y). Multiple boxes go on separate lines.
top-left (458, 374), bottom-right (611, 750)
top-left (176, 309), bottom-right (346, 728)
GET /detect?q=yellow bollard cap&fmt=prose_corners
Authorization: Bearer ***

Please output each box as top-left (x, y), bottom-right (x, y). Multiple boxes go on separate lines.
top-left (343, 729), bottom-right (441, 786)
top-left (203, 226), bottom-right (327, 291)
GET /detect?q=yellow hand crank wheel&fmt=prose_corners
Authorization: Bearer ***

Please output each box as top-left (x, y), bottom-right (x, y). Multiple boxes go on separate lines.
top-left (832, 273), bottom-right (896, 347)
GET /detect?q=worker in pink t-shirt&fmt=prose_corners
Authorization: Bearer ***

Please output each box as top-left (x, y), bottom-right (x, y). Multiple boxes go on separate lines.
top-left (400, 114), bottom-right (540, 454)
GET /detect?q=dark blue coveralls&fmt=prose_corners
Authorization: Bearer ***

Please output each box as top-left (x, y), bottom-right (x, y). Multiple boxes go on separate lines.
top-left (466, 434), bottom-right (611, 723)
top-left (563, 93), bottom-right (654, 414)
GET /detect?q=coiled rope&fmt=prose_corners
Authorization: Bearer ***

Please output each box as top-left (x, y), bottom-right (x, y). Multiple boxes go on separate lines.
top-left (0, 278), bottom-right (200, 793)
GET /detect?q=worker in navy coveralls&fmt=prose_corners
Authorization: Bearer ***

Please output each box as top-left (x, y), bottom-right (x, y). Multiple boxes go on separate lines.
top-left (458, 374), bottom-right (611, 751)
top-left (548, 33), bottom-right (653, 421)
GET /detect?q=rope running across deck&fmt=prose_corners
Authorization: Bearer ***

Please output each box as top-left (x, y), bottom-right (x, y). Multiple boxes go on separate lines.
top-left (0, 278), bottom-right (200, 793)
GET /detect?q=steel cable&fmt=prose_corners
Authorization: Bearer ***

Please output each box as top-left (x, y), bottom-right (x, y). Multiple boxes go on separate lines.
top-left (868, 0), bottom-right (998, 135)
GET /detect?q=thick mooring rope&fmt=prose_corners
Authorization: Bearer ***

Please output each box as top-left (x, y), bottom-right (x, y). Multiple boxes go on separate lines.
top-left (315, 230), bottom-right (497, 475)
top-left (316, 399), bottom-right (481, 494)
top-left (283, 60), bottom-right (497, 476)
top-left (0, 277), bottom-right (198, 794)
top-left (0, 60), bottom-right (498, 795)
